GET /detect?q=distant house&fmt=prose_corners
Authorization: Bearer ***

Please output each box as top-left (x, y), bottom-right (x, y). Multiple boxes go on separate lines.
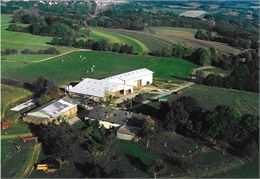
top-left (24, 96), bottom-right (79, 125)
top-left (86, 105), bottom-right (147, 140)
top-left (68, 68), bottom-right (154, 98)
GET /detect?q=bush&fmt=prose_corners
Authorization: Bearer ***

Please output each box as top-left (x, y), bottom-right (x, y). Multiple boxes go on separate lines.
top-left (1, 48), bottom-right (18, 55)
top-left (21, 48), bottom-right (60, 54)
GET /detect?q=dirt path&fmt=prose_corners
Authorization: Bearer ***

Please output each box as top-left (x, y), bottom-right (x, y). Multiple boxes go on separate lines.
top-left (1, 133), bottom-right (32, 140)
top-left (20, 143), bottom-right (42, 178)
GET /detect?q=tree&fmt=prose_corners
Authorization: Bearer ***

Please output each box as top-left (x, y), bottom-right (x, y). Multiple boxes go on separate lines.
top-left (31, 76), bottom-right (60, 103)
top-left (149, 159), bottom-right (165, 179)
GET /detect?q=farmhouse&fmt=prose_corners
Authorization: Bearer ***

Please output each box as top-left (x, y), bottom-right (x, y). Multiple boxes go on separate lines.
top-left (86, 105), bottom-right (147, 140)
top-left (68, 68), bottom-right (153, 98)
top-left (24, 96), bottom-right (79, 125)
top-left (68, 78), bottom-right (134, 98)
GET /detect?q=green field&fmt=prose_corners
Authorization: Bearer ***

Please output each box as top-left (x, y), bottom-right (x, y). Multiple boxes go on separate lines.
top-left (181, 84), bottom-right (259, 116)
top-left (1, 14), bottom-right (73, 61)
top-left (90, 27), bottom-right (148, 52)
top-left (2, 51), bottom-right (198, 85)
top-left (108, 29), bottom-right (172, 51)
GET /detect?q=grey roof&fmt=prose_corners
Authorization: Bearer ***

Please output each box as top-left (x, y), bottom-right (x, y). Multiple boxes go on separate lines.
top-left (88, 105), bottom-right (147, 125)
top-left (27, 96), bottom-right (79, 119)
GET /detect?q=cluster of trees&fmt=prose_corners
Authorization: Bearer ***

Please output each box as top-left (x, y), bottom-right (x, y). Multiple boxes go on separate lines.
top-left (51, 37), bottom-right (134, 54)
top-left (88, 7), bottom-right (211, 31)
top-left (202, 11), bottom-right (259, 50)
top-left (161, 96), bottom-right (259, 157)
top-left (1, 48), bottom-right (18, 55)
top-left (149, 44), bottom-right (212, 66)
top-left (31, 77), bottom-right (61, 104)
top-left (21, 47), bottom-right (59, 54)
top-left (197, 49), bottom-right (259, 93)
top-left (7, 9), bottom-right (90, 38)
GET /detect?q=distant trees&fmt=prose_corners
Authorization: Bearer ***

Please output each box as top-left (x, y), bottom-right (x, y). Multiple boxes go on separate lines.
top-left (21, 47), bottom-right (59, 54)
top-left (195, 29), bottom-right (211, 40)
top-left (51, 37), bottom-right (134, 54)
top-left (1, 48), bottom-right (18, 55)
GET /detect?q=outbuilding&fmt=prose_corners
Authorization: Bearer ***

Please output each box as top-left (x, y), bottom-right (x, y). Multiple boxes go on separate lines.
top-left (24, 96), bottom-right (79, 125)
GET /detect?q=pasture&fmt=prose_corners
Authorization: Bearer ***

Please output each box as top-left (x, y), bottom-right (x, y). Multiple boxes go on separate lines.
top-left (149, 27), bottom-right (242, 55)
top-left (179, 10), bottom-right (207, 18)
top-left (1, 14), bottom-right (73, 61)
top-left (2, 51), bottom-right (198, 85)
top-left (90, 27), bottom-right (148, 52)
top-left (181, 84), bottom-right (259, 116)
top-left (108, 29), bottom-right (172, 51)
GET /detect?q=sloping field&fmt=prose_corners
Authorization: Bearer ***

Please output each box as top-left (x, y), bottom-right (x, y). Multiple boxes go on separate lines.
top-left (149, 27), bottom-right (242, 54)
top-left (1, 14), bottom-right (73, 61)
top-left (179, 10), bottom-right (207, 18)
top-left (181, 84), bottom-right (259, 116)
top-left (90, 27), bottom-right (148, 52)
top-left (1, 51), bottom-right (198, 85)
top-left (107, 29), bottom-right (172, 51)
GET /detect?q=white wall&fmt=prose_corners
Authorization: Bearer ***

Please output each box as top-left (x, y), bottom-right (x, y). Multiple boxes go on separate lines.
top-left (125, 73), bottom-right (153, 87)
top-left (99, 120), bottom-right (121, 129)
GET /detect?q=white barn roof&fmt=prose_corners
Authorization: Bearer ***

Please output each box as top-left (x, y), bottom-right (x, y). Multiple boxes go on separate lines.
top-left (104, 68), bottom-right (153, 82)
top-left (69, 78), bottom-right (132, 98)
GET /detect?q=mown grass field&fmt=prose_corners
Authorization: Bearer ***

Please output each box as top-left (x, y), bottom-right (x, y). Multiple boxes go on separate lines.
top-left (90, 27), bottom-right (148, 52)
top-left (181, 84), bottom-right (259, 116)
top-left (108, 29), bottom-right (172, 51)
top-left (1, 14), bottom-right (73, 61)
top-left (149, 27), bottom-right (242, 55)
top-left (2, 51), bottom-right (198, 85)
top-left (1, 84), bottom-right (32, 118)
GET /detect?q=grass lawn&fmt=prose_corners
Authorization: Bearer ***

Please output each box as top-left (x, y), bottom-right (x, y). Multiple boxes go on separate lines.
top-left (181, 84), bottom-right (259, 116)
top-left (90, 27), bottom-right (148, 52)
top-left (2, 51), bottom-right (198, 85)
top-left (213, 159), bottom-right (259, 178)
top-left (1, 84), bottom-right (32, 118)
top-left (1, 14), bottom-right (73, 61)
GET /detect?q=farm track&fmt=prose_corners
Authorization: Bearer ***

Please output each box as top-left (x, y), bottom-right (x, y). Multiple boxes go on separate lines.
top-left (1, 132), bottom-right (32, 139)
top-left (20, 143), bottom-right (42, 178)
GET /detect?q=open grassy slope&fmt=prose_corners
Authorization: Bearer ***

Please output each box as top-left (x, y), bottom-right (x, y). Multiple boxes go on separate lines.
top-left (149, 27), bottom-right (242, 55)
top-left (108, 29), bottom-right (172, 51)
top-left (181, 84), bottom-right (259, 116)
top-left (1, 14), bottom-right (73, 61)
top-left (90, 27), bottom-right (148, 52)
top-left (2, 51), bottom-right (198, 85)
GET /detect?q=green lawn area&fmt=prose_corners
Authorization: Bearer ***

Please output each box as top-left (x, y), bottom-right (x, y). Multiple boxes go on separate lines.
top-left (213, 159), bottom-right (259, 178)
top-left (2, 51), bottom-right (198, 85)
top-left (1, 14), bottom-right (73, 61)
top-left (1, 84), bottom-right (32, 118)
top-left (181, 84), bottom-right (259, 116)
top-left (90, 27), bottom-right (148, 52)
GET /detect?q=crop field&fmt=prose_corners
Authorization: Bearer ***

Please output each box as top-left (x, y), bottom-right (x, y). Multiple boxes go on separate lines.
top-left (181, 84), bottom-right (259, 116)
top-left (90, 27), bottom-right (148, 52)
top-left (179, 10), bottom-right (207, 18)
top-left (143, 8), bottom-right (187, 15)
top-left (2, 51), bottom-right (198, 85)
top-left (108, 29), bottom-right (172, 51)
top-left (149, 27), bottom-right (242, 55)
top-left (1, 14), bottom-right (73, 61)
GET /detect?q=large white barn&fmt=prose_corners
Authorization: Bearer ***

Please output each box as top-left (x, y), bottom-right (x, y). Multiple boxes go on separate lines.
top-left (104, 68), bottom-right (153, 87)
top-left (68, 68), bottom-right (153, 98)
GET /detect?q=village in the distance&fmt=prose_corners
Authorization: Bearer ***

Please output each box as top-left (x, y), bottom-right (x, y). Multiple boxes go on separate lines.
top-left (1, 0), bottom-right (259, 178)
